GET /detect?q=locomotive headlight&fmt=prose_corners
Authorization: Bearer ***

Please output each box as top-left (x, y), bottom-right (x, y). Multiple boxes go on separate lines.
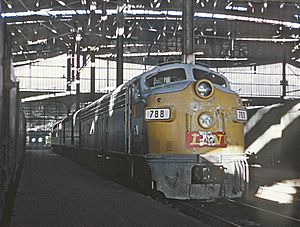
top-left (195, 80), bottom-right (214, 98)
top-left (199, 112), bottom-right (214, 129)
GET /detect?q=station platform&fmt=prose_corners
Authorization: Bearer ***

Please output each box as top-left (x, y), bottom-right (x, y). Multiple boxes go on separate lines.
top-left (10, 149), bottom-right (204, 227)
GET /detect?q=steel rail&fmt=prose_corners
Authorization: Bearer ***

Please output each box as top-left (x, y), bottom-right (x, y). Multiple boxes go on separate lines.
top-left (172, 201), bottom-right (241, 227)
top-left (226, 198), bottom-right (300, 223)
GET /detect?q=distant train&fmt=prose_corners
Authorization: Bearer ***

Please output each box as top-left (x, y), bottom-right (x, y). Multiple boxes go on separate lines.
top-left (52, 63), bottom-right (248, 200)
top-left (27, 130), bottom-right (51, 149)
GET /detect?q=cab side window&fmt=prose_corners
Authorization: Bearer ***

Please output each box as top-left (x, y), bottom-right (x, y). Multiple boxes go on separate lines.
top-left (146, 68), bottom-right (186, 88)
top-left (131, 81), bottom-right (141, 103)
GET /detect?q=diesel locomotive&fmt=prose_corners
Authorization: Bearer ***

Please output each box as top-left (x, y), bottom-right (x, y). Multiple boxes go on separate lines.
top-left (51, 63), bottom-right (248, 200)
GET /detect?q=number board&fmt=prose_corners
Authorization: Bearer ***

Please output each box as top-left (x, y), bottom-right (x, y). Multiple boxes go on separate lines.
top-left (236, 109), bottom-right (247, 122)
top-left (145, 108), bottom-right (170, 120)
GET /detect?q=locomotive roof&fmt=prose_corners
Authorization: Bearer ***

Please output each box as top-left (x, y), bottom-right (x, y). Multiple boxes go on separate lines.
top-left (132, 63), bottom-right (228, 83)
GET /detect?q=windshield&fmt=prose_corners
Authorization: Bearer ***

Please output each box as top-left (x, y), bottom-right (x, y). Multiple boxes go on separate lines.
top-left (146, 68), bottom-right (186, 88)
top-left (193, 69), bottom-right (227, 87)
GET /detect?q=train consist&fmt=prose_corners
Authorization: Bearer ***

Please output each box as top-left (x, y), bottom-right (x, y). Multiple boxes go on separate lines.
top-left (52, 63), bottom-right (248, 199)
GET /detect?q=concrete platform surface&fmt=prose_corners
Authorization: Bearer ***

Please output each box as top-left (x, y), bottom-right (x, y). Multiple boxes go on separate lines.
top-left (10, 149), bottom-right (205, 227)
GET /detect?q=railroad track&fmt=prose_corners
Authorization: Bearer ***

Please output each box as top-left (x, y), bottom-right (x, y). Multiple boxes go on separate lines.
top-left (168, 198), bottom-right (300, 226)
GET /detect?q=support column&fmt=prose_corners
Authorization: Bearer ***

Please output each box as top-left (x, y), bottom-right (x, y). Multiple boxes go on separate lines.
top-left (67, 56), bottom-right (71, 92)
top-left (116, 0), bottom-right (124, 87)
top-left (90, 2), bottom-right (96, 100)
top-left (281, 48), bottom-right (287, 98)
top-left (182, 0), bottom-right (195, 64)
top-left (71, 36), bottom-right (76, 82)
top-left (107, 60), bottom-right (110, 88)
top-left (90, 52), bottom-right (95, 100)
top-left (76, 36), bottom-right (81, 110)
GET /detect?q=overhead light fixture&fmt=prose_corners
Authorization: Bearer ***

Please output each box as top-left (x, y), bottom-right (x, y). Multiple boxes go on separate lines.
top-left (4, 0), bottom-right (13, 9)
top-left (90, 1), bottom-right (97, 11)
top-left (280, 3), bottom-right (285, 9)
top-left (13, 50), bottom-right (37, 56)
top-left (27, 39), bottom-right (47, 45)
top-left (263, 2), bottom-right (267, 8)
top-left (56, 0), bottom-right (66, 6)
top-left (213, 1), bottom-right (217, 8)
top-left (225, 4), bottom-right (247, 12)
top-left (196, 57), bottom-right (248, 61)
top-left (39, 8), bottom-right (53, 12)
top-left (226, 2), bottom-right (233, 8)
top-left (235, 37), bottom-right (300, 42)
top-left (101, 15), bottom-right (108, 21)
top-left (22, 91), bottom-right (76, 103)
top-left (75, 33), bottom-right (82, 41)
top-left (97, 51), bottom-right (199, 58)
top-left (126, 32), bottom-right (132, 38)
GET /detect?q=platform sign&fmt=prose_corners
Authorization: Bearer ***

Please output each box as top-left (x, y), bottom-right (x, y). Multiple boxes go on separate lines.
top-left (186, 131), bottom-right (226, 148)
